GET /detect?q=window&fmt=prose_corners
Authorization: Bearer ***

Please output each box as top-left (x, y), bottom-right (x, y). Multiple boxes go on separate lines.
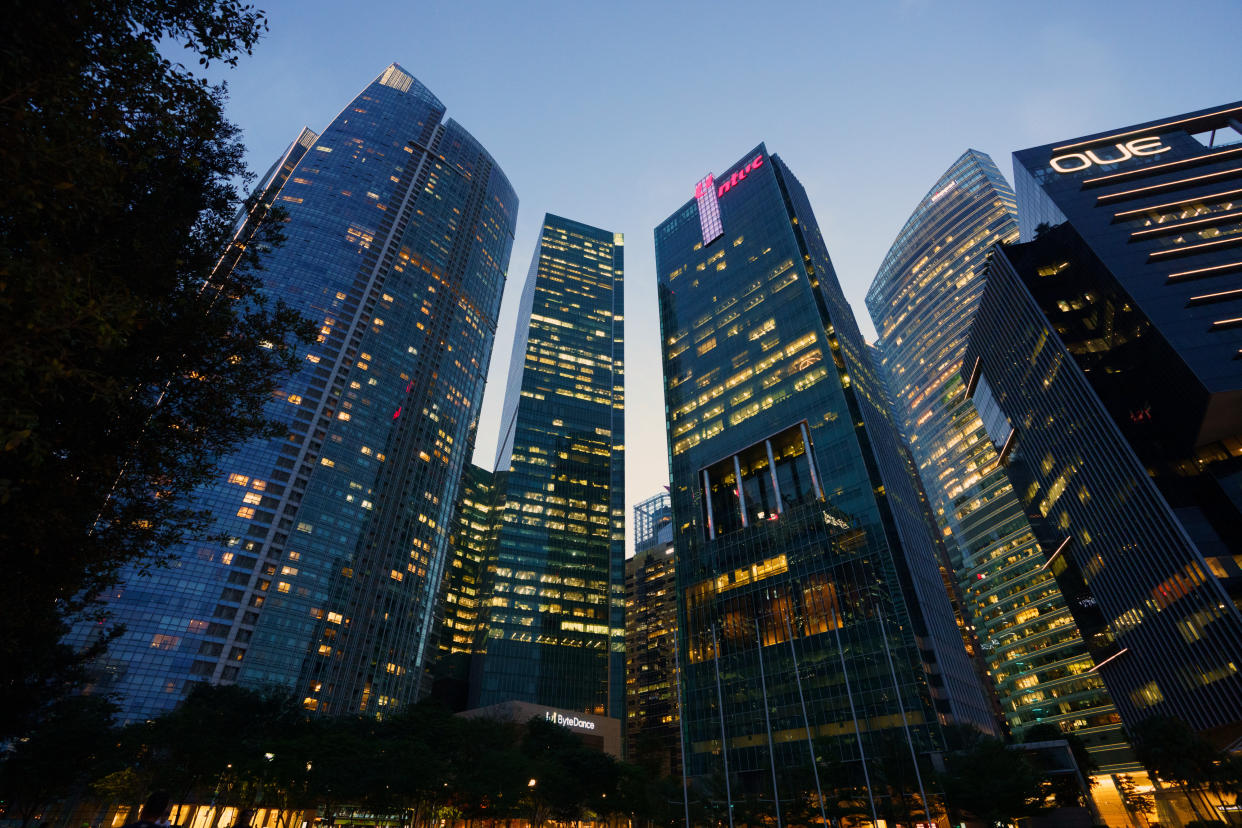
top-left (699, 422), bottom-right (822, 540)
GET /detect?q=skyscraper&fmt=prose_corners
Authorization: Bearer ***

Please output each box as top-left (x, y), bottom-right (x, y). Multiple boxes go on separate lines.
top-left (963, 102), bottom-right (1242, 743)
top-left (625, 492), bottom-right (680, 775)
top-left (73, 64), bottom-right (517, 722)
top-left (469, 214), bottom-right (625, 717)
top-left (656, 145), bottom-right (995, 821)
top-left (866, 150), bottom-right (1132, 770)
top-left (431, 463), bottom-right (499, 710)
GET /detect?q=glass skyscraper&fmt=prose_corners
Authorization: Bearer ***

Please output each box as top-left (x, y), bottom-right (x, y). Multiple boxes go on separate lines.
top-left (656, 145), bottom-right (995, 823)
top-left (965, 102), bottom-right (1242, 744)
top-left (866, 150), bottom-right (1132, 771)
top-left (625, 492), bottom-right (680, 775)
top-left (469, 215), bottom-right (625, 717)
top-left (72, 64), bottom-right (517, 722)
top-left (431, 463), bottom-right (499, 710)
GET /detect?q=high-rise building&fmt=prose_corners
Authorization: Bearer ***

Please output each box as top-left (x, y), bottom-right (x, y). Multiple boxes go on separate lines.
top-left (625, 492), bottom-right (680, 775)
top-left (469, 215), bottom-right (625, 717)
top-left (962, 102), bottom-right (1242, 744)
top-left (866, 150), bottom-right (1132, 770)
top-left (655, 145), bottom-right (995, 821)
top-left (431, 463), bottom-right (499, 710)
top-left (73, 64), bottom-right (517, 722)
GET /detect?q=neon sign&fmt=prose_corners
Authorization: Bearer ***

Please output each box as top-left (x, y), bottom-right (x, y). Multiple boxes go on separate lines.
top-left (544, 710), bottom-right (597, 731)
top-left (694, 154), bottom-right (765, 245)
top-left (1050, 136), bottom-right (1170, 174)
top-left (712, 154), bottom-right (765, 197)
top-left (695, 172), bottom-right (723, 245)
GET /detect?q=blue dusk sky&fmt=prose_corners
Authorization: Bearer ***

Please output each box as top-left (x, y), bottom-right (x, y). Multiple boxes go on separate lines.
top-left (207, 0), bottom-right (1241, 552)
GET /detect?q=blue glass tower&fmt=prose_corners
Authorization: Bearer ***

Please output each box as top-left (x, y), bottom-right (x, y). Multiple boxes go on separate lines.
top-left (961, 102), bottom-right (1242, 743)
top-left (656, 146), bottom-right (995, 823)
top-left (866, 151), bottom-right (1133, 771)
top-left (72, 64), bottom-right (517, 722)
top-left (469, 215), bottom-right (625, 717)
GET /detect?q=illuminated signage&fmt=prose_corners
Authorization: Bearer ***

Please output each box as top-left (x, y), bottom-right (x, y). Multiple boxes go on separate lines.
top-left (1049, 136), bottom-right (1170, 174)
top-left (695, 173), bottom-right (723, 245)
top-left (693, 154), bottom-right (765, 246)
top-left (713, 154), bottom-right (765, 197)
top-left (544, 710), bottom-right (597, 731)
top-left (931, 180), bottom-right (957, 202)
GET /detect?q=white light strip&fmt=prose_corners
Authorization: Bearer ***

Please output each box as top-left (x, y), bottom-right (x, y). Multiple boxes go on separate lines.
top-left (1084, 145), bottom-right (1242, 185)
top-left (1113, 188), bottom-right (1242, 220)
top-left (1053, 106), bottom-right (1242, 153)
top-left (1130, 210), bottom-right (1242, 238)
top-left (1097, 167), bottom-right (1242, 204)
top-left (1188, 288), bottom-right (1242, 305)
top-left (1150, 235), bottom-right (1242, 259)
top-left (1168, 260), bottom-right (1242, 281)
top-left (1041, 536), bottom-right (1072, 572)
top-left (1088, 648), bottom-right (1129, 673)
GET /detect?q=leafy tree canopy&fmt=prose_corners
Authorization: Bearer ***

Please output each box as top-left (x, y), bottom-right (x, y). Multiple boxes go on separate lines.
top-left (0, 0), bottom-right (314, 739)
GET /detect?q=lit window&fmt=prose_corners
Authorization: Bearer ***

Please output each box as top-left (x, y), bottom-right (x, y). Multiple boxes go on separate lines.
top-left (236, 507), bottom-right (256, 519)
top-left (228, 473), bottom-right (249, 486)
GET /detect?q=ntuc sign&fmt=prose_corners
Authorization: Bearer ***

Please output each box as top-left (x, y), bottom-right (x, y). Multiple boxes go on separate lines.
top-left (697, 154), bottom-right (765, 199)
top-left (1049, 136), bottom-right (1170, 174)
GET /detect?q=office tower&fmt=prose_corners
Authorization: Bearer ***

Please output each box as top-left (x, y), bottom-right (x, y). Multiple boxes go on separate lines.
top-left (431, 463), bottom-right (499, 710)
top-left (655, 145), bottom-right (995, 820)
top-left (866, 151), bottom-right (1132, 770)
top-left (470, 215), bottom-right (625, 717)
top-left (962, 102), bottom-right (1242, 743)
top-left (625, 492), bottom-right (680, 775)
top-left (73, 64), bottom-right (517, 722)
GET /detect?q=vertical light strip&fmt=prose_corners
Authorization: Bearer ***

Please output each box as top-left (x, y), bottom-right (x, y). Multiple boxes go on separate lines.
top-left (695, 173), bottom-right (724, 246)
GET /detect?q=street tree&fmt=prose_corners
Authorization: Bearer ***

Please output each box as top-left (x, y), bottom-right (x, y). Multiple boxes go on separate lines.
top-left (0, 0), bottom-right (314, 739)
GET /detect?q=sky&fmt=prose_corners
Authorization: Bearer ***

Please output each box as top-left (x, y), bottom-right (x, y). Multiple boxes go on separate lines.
top-left (206, 0), bottom-right (1242, 553)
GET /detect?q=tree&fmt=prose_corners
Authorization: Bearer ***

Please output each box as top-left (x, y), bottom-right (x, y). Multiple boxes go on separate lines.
top-left (0, 0), bottom-right (315, 739)
top-left (1023, 722), bottom-right (1096, 809)
top-left (1133, 716), bottom-right (1241, 823)
top-left (0, 696), bottom-right (120, 827)
top-left (939, 736), bottom-right (1046, 827)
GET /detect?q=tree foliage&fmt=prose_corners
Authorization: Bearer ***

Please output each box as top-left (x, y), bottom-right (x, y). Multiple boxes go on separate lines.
top-left (0, 688), bottom-right (658, 827)
top-left (0, 0), bottom-right (314, 739)
top-left (939, 735), bottom-right (1047, 827)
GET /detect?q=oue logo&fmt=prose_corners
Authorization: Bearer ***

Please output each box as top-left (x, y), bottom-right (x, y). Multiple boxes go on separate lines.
top-left (1049, 135), bottom-right (1170, 174)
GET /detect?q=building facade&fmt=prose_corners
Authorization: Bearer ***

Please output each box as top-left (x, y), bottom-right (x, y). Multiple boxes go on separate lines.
top-left (432, 463), bottom-right (499, 710)
top-left (74, 64), bottom-right (517, 721)
top-left (961, 102), bottom-right (1242, 743)
top-left (866, 150), bottom-right (1132, 770)
top-left (625, 492), bottom-right (680, 775)
top-left (656, 145), bottom-right (996, 822)
top-left (469, 215), bottom-right (625, 717)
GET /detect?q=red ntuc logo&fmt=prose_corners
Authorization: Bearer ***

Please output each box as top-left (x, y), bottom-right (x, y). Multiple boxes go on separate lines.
top-left (696, 154), bottom-right (765, 199)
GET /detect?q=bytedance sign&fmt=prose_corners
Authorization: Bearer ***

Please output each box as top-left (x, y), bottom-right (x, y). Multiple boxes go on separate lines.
top-left (694, 153), bottom-right (766, 245)
top-left (1049, 135), bottom-right (1170, 174)
top-left (545, 710), bottom-right (597, 731)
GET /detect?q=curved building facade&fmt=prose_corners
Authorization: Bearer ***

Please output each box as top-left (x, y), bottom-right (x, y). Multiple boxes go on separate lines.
top-left (73, 64), bottom-right (517, 722)
top-left (866, 150), bottom-right (1132, 770)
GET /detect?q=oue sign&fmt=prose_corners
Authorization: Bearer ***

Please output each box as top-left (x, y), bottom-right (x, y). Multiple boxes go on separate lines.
top-left (1049, 135), bottom-right (1170, 174)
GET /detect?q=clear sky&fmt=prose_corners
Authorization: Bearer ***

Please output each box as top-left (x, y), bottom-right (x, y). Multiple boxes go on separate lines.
top-left (208, 0), bottom-right (1241, 553)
